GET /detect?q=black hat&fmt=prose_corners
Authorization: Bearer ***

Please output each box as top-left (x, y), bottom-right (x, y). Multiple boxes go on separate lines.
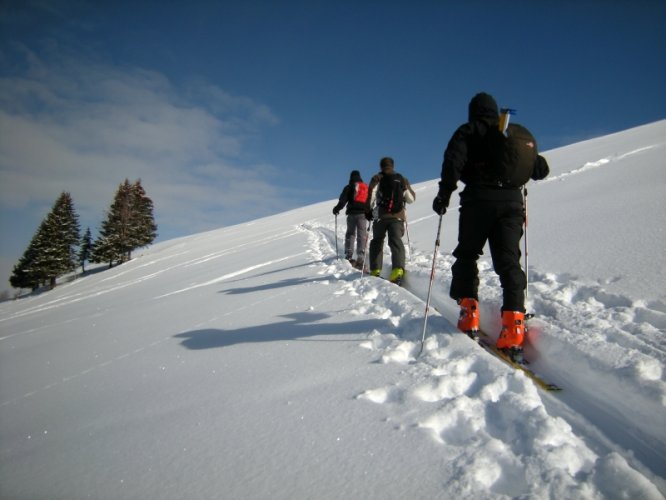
top-left (468, 92), bottom-right (498, 122)
top-left (379, 157), bottom-right (394, 171)
top-left (349, 170), bottom-right (362, 183)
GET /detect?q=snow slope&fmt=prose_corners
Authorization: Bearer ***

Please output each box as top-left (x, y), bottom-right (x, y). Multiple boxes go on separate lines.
top-left (1, 120), bottom-right (665, 499)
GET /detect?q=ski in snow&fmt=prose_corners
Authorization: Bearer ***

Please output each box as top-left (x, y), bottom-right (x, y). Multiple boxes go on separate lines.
top-left (357, 265), bottom-right (559, 390)
top-left (471, 329), bottom-right (562, 392)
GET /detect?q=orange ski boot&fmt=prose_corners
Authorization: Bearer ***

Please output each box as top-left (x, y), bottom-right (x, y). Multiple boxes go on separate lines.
top-left (457, 298), bottom-right (480, 338)
top-left (496, 310), bottom-right (525, 363)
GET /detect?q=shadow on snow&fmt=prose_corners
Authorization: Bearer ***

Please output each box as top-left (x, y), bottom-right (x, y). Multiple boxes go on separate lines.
top-left (174, 311), bottom-right (391, 350)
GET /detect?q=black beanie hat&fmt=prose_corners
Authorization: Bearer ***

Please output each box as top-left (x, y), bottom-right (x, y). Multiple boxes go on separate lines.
top-left (468, 92), bottom-right (498, 122)
top-left (349, 170), bottom-right (362, 183)
top-left (379, 157), bottom-right (394, 170)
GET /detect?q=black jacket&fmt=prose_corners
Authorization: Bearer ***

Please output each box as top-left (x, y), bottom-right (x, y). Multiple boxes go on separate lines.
top-left (334, 171), bottom-right (367, 215)
top-left (438, 118), bottom-right (550, 207)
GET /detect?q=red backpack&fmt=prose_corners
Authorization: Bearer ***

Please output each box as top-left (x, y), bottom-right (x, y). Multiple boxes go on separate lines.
top-left (352, 182), bottom-right (368, 203)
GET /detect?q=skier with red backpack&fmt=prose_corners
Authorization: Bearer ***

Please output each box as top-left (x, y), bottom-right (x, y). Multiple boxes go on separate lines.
top-left (333, 170), bottom-right (369, 269)
top-left (365, 157), bottom-right (416, 284)
top-left (432, 92), bottom-right (550, 361)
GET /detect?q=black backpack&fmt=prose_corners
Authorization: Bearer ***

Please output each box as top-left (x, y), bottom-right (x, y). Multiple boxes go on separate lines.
top-left (486, 123), bottom-right (537, 187)
top-left (377, 173), bottom-right (405, 213)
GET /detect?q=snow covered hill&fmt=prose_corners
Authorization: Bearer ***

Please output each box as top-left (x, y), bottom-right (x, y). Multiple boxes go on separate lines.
top-left (1, 120), bottom-right (665, 499)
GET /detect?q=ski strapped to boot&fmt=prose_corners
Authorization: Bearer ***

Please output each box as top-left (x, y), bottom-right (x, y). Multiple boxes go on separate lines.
top-left (389, 268), bottom-right (404, 285)
top-left (457, 298), bottom-right (480, 339)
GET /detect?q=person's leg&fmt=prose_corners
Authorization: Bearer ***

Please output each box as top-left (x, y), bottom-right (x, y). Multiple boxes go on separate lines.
top-left (354, 215), bottom-right (367, 263)
top-left (368, 219), bottom-right (388, 272)
top-left (489, 202), bottom-right (526, 353)
top-left (386, 219), bottom-right (405, 270)
top-left (488, 202), bottom-right (526, 312)
top-left (344, 215), bottom-right (356, 260)
top-left (450, 203), bottom-right (492, 302)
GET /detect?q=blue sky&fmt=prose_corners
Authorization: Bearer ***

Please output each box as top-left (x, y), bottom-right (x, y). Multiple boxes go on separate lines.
top-left (1, 0), bottom-right (665, 290)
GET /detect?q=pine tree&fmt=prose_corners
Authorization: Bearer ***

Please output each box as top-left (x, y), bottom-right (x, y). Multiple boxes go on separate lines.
top-left (92, 179), bottom-right (131, 267)
top-left (10, 236), bottom-right (41, 290)
top-left (79, 227), bottom-right (93, 273)
top-left (91, 179), bottom-right (158, 266)
top-left (10, 192), bottom-right (80, 290)
top-left (128, 179), bottom-right (158, 256)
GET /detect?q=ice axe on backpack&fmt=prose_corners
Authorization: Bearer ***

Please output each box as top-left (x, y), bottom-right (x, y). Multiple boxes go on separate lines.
top-left (499, 107), bottom-right (516, 135)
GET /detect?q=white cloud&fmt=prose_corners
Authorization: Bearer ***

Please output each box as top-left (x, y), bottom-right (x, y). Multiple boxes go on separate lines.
top-left (0, 45), bottom-right (285, 242)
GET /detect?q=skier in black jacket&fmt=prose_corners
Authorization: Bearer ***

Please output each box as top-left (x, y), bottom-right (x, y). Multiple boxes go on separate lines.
top-left (333, 170), bottom-right (369, 269)
top-left (432, 92), bottom-right (550, 359)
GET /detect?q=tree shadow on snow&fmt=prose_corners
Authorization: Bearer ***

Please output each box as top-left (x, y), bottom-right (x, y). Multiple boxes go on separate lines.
top-left (218, 276), bottom-right (325, 295)
top-left (218, 262), bottom-right (360, 295)
top-left (221, 261), bottom-right (326, 286)
top-left (174, 311), bottom-right (390, 350)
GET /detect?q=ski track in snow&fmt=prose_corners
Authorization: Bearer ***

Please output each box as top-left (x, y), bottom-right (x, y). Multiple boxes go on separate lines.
top-left (0, 227), bottom-right (303, 327)
top-left (302, 217), bottom-right (666, 498)
top-left (544, 144), bottom-right (659, 183)
top-left (154, 251), bottom-right (308, 299)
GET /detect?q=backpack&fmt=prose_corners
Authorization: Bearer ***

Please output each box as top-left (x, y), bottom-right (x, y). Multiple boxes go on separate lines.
top-left (377, 173), bottom-right (404, 213)
top-left (352, 181), bottom-right (368, 204)
top-left (486, 123), bottom-right (537, 187)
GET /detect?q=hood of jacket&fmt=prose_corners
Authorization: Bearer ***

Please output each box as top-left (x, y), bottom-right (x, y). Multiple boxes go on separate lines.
top-left (468, 92), bottom-right (498, 123)
top-left (349, 170), bottom-right (362, 184)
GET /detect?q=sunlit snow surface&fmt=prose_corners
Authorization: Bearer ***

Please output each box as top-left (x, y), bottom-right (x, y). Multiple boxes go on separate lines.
top-left (1, 121), bottom-right (665, 499)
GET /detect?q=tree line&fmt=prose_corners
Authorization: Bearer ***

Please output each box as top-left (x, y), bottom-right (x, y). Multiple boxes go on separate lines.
top-left (10, 179), bottom-right (157, 291)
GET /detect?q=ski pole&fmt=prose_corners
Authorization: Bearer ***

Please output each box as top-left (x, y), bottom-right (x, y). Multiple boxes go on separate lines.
top-left (523, 186), bottom-right (530, 312)
top-left (405, 220), bottom-right (412, 263)
top-left (335, 214), bottom-right (339, 259)
top-left (418, 214), bottom-right (443, 357)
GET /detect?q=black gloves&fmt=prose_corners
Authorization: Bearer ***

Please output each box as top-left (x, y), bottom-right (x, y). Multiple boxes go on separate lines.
top-left (332, 207), bottom-right (340, 216)
top-left (432, 189), bottom-right (451, 215)
top-left (432, 196), bottom-right (447, 216)
top-left (365, 211), bottom-right (373, 221)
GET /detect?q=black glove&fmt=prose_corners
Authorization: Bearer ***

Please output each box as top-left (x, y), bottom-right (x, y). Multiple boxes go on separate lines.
top-left (432, 196), bottom-right (447, 216)
top-left (333, 207), bottom-right (340, 216)
top-left (365, 211), bottom-right (373, 221)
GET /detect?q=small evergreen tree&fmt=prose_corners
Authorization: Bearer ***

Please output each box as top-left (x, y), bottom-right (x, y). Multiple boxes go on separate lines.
top-left (92, 179), bottom-right (131, 267)
top-left (10, 237), bottom-right (41, 290)
top-left (10, 192), bottom-right (80, 290)
top-left (91, 179), bottom-right (158, 266)
top-left (128, 179), bottom-right (158, 257)
top-left (79, 227), bottom-right (93, 273)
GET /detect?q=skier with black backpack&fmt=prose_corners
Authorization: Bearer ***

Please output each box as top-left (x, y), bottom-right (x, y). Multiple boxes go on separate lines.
top-left (366, 157), bottom-right (416, 284)
top-left (432, 92), bottom-right (550, 361)
top-left (333, 170), bottom-right (369, 269)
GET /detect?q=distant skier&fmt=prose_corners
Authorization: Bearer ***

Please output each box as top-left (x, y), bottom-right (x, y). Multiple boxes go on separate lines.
top-left (366, 157), bottom-right (416, 284)
top-left (333, 170), bottom-right (369, 269)
top-left (432, 92), bottom-right (549, 360)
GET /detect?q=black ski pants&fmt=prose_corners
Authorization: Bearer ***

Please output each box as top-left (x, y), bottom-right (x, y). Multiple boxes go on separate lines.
top-left (450, 200), bottom-right (526, 312)
top-left (369, 218), bottom-right (405, 271)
